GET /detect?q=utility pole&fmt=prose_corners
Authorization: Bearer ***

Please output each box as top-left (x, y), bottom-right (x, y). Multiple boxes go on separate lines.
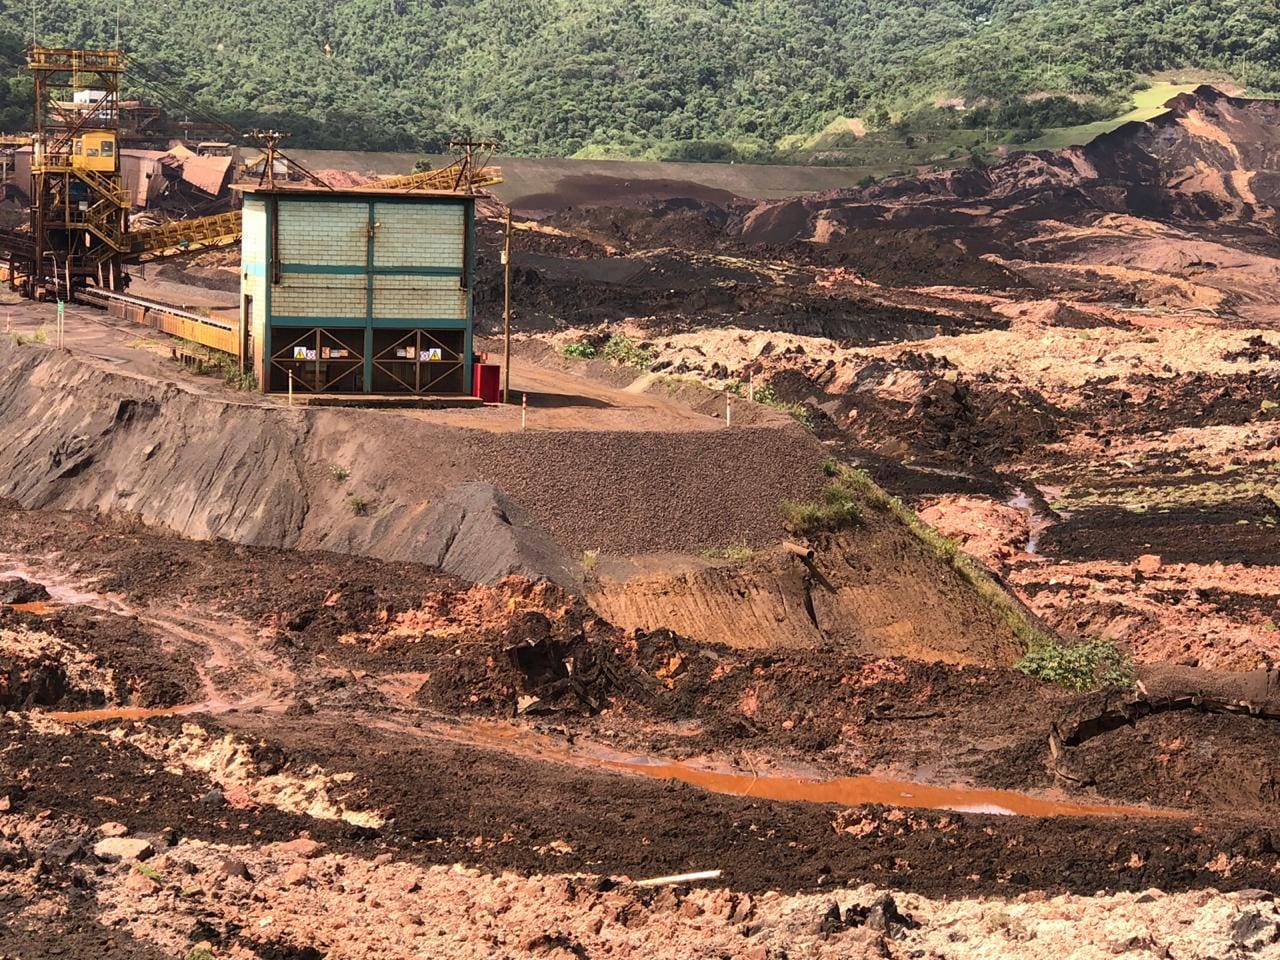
top-left (502, 206), bottom-right (512, 404)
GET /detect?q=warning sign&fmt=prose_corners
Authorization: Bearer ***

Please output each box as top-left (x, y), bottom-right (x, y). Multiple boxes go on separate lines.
top-left (420, 348), bottom-right (443, 361)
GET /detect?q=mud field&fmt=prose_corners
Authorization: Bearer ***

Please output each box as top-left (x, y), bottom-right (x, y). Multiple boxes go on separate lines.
top-left (4, 86), bottom-right (1280, 958)
top-left (4, 506), bottom-right (1280, 959)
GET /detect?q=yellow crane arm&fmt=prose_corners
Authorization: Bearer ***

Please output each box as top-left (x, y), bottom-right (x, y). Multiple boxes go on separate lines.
top-left (125, 210), bottom-right (243, 262)
top-left (361, 159), bottom-right (503, 192)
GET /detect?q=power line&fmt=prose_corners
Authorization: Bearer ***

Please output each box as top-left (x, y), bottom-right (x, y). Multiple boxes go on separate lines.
top-left (126, 57), bottom-right (243, 141)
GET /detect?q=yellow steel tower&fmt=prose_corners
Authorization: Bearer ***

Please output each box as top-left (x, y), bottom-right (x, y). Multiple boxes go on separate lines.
top-left (28, 46), bottom-right (129, 297)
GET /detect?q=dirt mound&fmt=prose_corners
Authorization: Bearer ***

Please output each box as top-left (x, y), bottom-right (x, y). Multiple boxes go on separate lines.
top-left (515, 174), bottom-right (739, 216)
top-left (1040, 502), bottom-right (1280, 566)
top-left (407, 482), bottom-right (579, 587)
top-left (153, 248), bottom-right (241, 292)
top-left (0, 578), bottom-right (49, 604)
top-left (541, 196), bottom-right (733, 251)
top-left (842, 372), bottom-right (1064, 465)
top-left (0, 600), bottom-right (200, 711)
top-left (918, 495), bottom-right (1031, 568)
top-left (470, 425), bottom-right (826, 554)
top-left (806, 229), bottom-right (1024, 288)
top-left (0, 344), bottom-right (824, 559)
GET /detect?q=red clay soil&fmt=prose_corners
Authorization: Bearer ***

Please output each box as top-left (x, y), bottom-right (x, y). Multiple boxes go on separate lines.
top-left (4, 499), bottom-right (1280, 960)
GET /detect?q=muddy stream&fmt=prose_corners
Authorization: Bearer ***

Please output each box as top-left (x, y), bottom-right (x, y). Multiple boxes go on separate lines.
top-left (6, 564), bottom-right (1181, 823)
top-left (414, 720), bottom-right (1183, 821)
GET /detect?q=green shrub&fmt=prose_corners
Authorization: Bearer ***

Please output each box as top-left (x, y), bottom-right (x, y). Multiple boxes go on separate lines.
top-left (562, 341), bottom-right (597, 360)
top-left (780, 482), bottom-right (861, 535)
top-left (330, 465), bottom-right (350, 483)
top-left (348, 495), bottom-right (371, 516)
top-left (133, 862), bottom-right (164, 882)
top-left (729, 379), bottom-right (815, 428)
top-left (222, 367), bottom-right (259, 391)
top-left (174, 338), bottom-right (258, 390)
top-left (602, 334), bottom-right (655, 369)
top-left (12, 326), bottom-right (48, 346)
top-left (1016, 640), bottom-right (1135, 692)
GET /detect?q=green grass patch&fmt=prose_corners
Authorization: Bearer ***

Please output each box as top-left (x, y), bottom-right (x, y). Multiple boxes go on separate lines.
top-left (562, 341), bottom-right (597, 360)
top-left (10, 326), bottom-right (48, 346)
top-left (133, 862), bottom-right (165, 882)
top-left (729, 379), bottom-right (815, 428)
top-left (174, 338), bottom-right (258, 391)
top-left (702, 544), bottom-right (755, 564)
top-left (602, 334), bottom-right (655, 370)
top-left (780, 483), bottom-right (861, 536)
top-left (1016, 639), bottom-right (1134, 692)
top-left (1019, 81), bottom-right (1198, 151)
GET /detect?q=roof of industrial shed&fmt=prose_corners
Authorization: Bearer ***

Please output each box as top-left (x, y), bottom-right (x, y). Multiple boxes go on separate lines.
top-left (230, 182), bottom-right (476, 199)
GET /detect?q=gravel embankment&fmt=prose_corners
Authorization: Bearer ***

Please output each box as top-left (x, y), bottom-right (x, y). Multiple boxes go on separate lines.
top-left (471, 425), bottom-right (827, 554)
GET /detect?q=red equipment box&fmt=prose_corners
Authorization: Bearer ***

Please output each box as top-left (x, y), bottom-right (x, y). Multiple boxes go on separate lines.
top-left (472, 362), bottom-right (502, 403)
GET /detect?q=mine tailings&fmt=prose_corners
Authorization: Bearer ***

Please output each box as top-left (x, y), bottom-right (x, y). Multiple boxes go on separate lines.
top-left (442, 722), bottom-right (1186, 820)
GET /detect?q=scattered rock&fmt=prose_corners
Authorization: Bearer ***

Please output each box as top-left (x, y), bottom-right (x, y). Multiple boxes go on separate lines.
top-left (1134, 554), bottom-right (1163, 577)
top-left (200, 788), bottom-right (226, 808)
top-left (729, 894), bottom-right (755, 924)
top-left (281, 862), bottom-right (309, 886)
top-left (124, 867), bottom-right (160, 894)
top-left (846, 893), bottom-right (917, 937)
top-left (97, 822), bottom-right (129, 838)
top-left (0, 578), bottom-right (51, 604)
top-left (43, 837), bottom-right (87, 866)
top-left (277, 837), bottom-right (323, 859)
top-left (220, 857), bottom-right (252, 881)
top-left (1231, 910), bottom-right (1280, 948)
top-left (92, 838), bottom-right (154, 863)
top-left (1236, 889), bottom-right (1276, 903)
top-left (818, 901), bottom-right (845, 934)
top-left (867, 893), bottom-right (916, 934)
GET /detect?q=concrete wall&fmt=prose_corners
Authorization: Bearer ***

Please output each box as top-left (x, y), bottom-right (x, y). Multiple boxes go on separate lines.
top-left (241, 198), bottom-right (268, 388)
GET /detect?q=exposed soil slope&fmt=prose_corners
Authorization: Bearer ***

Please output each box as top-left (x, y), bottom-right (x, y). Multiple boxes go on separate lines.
top-left (0, 342), bottom-right (825, 562)
top-left (588, 513), bottom-right (1024, 664)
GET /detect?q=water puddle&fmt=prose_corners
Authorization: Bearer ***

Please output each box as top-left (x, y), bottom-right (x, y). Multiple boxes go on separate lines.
top-left (909, 464), bottom-right (983, 482)
top-left (44, 705), bottom-right (194, 724)
top-left (8, 601), bottom-right (56, 615)
top-left (441, 722), bottom-right (1183, 820)
top-left (0, 564), bottom-right (132, 615)
top-left (1006, 487), bottom-right (1055, 555)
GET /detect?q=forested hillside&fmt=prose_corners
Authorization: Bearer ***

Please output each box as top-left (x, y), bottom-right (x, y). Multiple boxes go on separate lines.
top-left (1, 0), bottom-right (1278, 159)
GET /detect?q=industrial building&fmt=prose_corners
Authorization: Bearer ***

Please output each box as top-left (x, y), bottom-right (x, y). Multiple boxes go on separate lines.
top-left (237, 184), bottom-right (477, 396)
top-left (0, 47), bottom-right (502, 402)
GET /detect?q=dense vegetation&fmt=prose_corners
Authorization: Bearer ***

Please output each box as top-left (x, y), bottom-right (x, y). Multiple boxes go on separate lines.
top-left (1, 0), bottom-right (1277, 159)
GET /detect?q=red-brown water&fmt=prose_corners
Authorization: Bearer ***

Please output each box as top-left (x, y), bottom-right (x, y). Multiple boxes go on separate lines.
top-left (442, 722), bottom-right (1185, 820)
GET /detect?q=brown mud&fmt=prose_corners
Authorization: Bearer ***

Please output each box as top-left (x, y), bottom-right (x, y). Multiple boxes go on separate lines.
top-left (0, 506), bottom-right (1277, 919)
top-left (7, 85), bottom-right (1280, 957)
